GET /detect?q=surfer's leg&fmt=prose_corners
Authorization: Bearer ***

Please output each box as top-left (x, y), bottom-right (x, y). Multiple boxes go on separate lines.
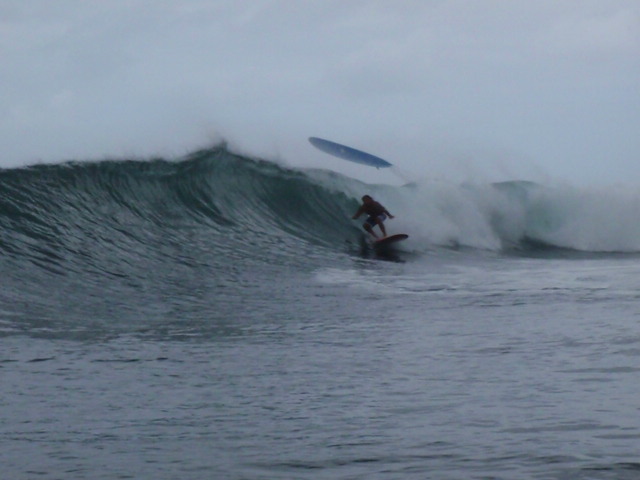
top-left (364, 217), bottom-right (379, 238)
top-left (376, 218), bottom-right (387, 237)
top-left (363, 223), bottom-right (378, 238)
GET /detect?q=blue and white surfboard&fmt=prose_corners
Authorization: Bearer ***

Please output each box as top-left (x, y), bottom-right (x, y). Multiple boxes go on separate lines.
top-left (309, 137), bottom-right (392, 169)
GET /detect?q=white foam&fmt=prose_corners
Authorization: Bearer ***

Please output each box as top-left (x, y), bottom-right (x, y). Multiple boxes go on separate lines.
top-left (355, 179), bottom-right (640, 253)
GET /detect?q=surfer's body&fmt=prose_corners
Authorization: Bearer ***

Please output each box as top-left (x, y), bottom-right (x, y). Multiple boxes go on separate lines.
top-left (352, 195), bottom-right (394, 239)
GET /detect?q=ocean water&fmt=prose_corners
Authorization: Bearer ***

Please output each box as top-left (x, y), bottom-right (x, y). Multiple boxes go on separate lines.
top-left (1, 147), bottom-right (640, 479)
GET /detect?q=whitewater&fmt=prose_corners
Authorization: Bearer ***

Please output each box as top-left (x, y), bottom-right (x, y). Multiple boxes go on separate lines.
top-left (1, 146), bottom-right (640, 479)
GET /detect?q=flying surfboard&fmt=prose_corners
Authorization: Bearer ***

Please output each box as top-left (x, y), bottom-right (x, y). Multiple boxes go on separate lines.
top-left (309, 137), bottom-right (392, 169)
top-left (373, 234), bottom-right (408, 250)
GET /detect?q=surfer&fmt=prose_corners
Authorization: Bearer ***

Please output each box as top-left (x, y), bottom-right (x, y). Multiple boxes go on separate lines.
top-left (352, 195), bottom-right (394, 239)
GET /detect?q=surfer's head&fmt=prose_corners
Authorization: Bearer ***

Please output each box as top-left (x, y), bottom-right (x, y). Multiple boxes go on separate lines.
top-left (362, 195), bottom-right (373, 204)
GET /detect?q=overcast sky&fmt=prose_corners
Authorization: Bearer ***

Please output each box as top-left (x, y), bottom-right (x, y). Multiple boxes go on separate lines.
top-left (2, 0), bottom-right (639, 185)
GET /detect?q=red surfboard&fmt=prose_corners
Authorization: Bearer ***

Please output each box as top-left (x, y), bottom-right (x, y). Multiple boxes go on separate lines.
top-left (373, 233), bottom-right (409, 249)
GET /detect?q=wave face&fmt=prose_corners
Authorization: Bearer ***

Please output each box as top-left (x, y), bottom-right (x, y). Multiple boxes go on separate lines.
top-left (0, 147), bottom-right (358, 265)
top-left (0, 147), bottom-right (362, 336)
top-left (3, 145), bottom-right (640, 332)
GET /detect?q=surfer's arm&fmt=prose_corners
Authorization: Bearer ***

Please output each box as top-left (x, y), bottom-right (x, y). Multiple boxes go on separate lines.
top-left (352, 206), bottom-right (364, 219)
top-left (383, 208), bottom-right (394, 219)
